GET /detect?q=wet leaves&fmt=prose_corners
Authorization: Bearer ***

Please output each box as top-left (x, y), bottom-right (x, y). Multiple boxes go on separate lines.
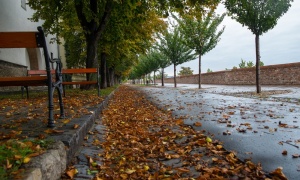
top-left (67, 86), bottom-right (283, 179)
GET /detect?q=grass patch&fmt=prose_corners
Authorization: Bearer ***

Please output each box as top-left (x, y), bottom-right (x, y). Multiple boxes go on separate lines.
top-left (0, 85), bottom-right (117, 100)
top-left (0, 139), bottom-right (54, 180)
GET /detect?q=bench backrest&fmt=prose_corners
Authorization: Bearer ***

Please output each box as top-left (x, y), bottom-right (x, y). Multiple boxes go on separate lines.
top-left (0, 32), bottom-right (40, 48)
top-left (62, 68), bottom-right (97, 74)
top-left (0, 27), bottom-right (52, 85)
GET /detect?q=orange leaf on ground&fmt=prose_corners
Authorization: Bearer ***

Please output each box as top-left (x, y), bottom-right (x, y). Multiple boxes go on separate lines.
top-left (194, 122), bottom-right (202, 127)
top-left (66, 168), bottom-right (78, 179)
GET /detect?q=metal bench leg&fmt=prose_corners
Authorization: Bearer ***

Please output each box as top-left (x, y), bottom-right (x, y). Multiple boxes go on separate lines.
top-left (57, 85), bottom-right (65, 118)
top-left (63, 85), bottom-right (66, 97)
top-left (47, 85), bottom-right (55, 128)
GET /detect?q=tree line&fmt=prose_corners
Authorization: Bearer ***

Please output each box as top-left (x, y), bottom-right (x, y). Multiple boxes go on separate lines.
top-left (27, 0), bottom-right (293, 93)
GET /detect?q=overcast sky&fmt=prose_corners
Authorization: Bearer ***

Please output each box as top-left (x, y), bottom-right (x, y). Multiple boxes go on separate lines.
top-left (163, 1), bottom-right (300, 76)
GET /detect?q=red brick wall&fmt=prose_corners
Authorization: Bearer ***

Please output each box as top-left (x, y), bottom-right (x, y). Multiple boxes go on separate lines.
top-left (158, 62), bottom-right (300, 85)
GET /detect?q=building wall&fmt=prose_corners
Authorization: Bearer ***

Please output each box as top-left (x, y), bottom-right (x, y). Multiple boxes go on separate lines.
top-left (0, 0), bottom-right (59, 72)
top-left (158, 62), bottom-right (300, 85)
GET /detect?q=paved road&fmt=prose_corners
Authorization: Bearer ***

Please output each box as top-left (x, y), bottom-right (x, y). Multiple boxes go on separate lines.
top-left (137, 84), bottom-right (300, 180)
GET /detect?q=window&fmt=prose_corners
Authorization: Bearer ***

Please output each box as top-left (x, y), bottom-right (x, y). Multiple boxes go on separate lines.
top-left (21, 0), bottom-right (26, 10)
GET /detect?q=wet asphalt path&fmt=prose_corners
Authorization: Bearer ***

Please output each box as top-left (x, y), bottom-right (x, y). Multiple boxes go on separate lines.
top-left (136, 84), bottom-right (300, 180)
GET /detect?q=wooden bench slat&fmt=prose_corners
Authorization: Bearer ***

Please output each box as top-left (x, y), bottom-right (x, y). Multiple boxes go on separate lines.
top-left (62, 81), bottom-right (98, 85)
top-left (0, 32), bottom-right (38, 48)
top-left (62, 68), bottom-right (97, 74)
top-left (0, 76), bottom-right (47, 86)
top-left (27, 70), bottom-right (56, 75)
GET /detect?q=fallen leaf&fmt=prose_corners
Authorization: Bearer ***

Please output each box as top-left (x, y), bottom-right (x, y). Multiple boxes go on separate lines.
top-left (270, 167), bottom-right (287, 180)
top-left (292, 154), bottom-right (299, 158)
top-left (206, 137), bottom-right (212, 143)
top-left (66, 168), bottom-right (78, 179)
top-left (73, 124), bottom-right (79, 129)
top-left (125, 169), bottom-right (136, 174)
top-left (282, 150), bottom-right (287, 155)
top-left (23, 157), bottom-right (31, 164)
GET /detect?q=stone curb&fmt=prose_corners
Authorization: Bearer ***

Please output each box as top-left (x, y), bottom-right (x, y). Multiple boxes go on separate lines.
top-left (23, 90), bottom-right (115, 180)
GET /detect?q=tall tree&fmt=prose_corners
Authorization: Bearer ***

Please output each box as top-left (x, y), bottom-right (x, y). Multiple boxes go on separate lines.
top-left (174, 9), bottom-right (225, 89)
top-left (149, 50), bottom-right (170, 86)
top-left (156, 28), bottom-right (196, 87)
top-left (225, 0), bottom-right (293, 93)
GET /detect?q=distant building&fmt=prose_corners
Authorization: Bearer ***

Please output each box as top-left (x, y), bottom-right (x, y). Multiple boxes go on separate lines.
top-left (0, 0), bottom-right (63, 79)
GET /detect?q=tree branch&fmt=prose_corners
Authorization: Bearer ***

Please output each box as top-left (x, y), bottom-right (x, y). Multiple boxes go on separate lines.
top-left (74, 0), bottom-right (89, 32)
top-left (96, 1), bottom-right (113, 39)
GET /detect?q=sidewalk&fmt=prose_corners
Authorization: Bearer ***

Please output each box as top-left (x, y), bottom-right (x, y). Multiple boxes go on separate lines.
top-left (0, 89), bottom-right (114, 180)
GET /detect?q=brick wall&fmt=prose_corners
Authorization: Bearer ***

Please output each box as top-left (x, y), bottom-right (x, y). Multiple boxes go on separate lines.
top-left (0, 59), bottom-right (27, 91)
top-left (158, 62), bottom-right (300, 85)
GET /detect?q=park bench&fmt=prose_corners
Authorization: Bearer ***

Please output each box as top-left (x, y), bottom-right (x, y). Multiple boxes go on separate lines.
top-left (27, 68), bottom-right (100, 97)
top-left (0, 26), bottom-right (64, 127)
top-left (61, 68), bottom-right (100, 97)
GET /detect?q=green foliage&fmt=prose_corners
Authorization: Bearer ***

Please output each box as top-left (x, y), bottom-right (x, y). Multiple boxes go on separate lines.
top-left (64, 33), bottom-right (86, 68)
top-left (174, 9), bottom-right (225, 56)
top-left (27, 0), bottom-right (223, 83)
top-left (155, 26), bottom-right (196, 87)
top-left (156, 27), bottom-right (196, 66)
top-left (260, 61), bottom-right (265, 66)
top-left (173, 7), bottom-right (224, 88)
top-left (207, 68), bottom-right (213, 72)
top-left (247, 61), bottom-right (254, 67)
top-left (225, 0), bottom-right (293, 36)
top-left (178, 67), bottom-right (194, 76)
top-left (239, 59), bottom-right (246, 68)
top-left (238, 59), bottom-right (264, 68)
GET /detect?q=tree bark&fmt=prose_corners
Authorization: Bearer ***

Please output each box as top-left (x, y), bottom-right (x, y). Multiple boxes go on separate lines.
top-left (85, 34), bottom-right (98, 77)
top-left (161, 68), bottom-right (164, 86)
top-left (198, 55), bottom-right (202, 89)
top-left (100, 52), bottom-right (107, 89)
top-left (174, 64), bottom-right (177, 88)
top-left (109, 68), bottom-right (114, 86)
top-left (255, 34), bottom-right (261, 93)
top-left (81, 34), bottom-right (97, 89)
top-left (106, 67), bottom-right (110, 87)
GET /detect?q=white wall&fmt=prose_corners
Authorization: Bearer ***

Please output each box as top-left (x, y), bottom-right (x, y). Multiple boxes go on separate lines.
top-left (0, 0), bottom-right (59, 69)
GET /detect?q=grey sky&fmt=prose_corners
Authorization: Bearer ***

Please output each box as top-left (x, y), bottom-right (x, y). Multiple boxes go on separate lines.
top-left (163, 1), bottom-right (300, 76)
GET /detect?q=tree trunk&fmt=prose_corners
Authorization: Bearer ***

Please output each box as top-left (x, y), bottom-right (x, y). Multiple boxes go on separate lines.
top-left (100, 52), bottom-right (107, 89)
top-left (106, 67), bottom-right (110, 87)
top-left (174, 64), bottom-right (177, 88)
top-left (81, 35), bottom-right (98, 89)
top-left (74, 0), bottom-right (112, 89)
top-left (255, 34), bottom-right (261, 93)
top-left (109, 68), bottom-right (114, 86)
top-left (198, 55), bottom-right (202, 89)
top-left (161, 68), bottom-right (164, 86)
